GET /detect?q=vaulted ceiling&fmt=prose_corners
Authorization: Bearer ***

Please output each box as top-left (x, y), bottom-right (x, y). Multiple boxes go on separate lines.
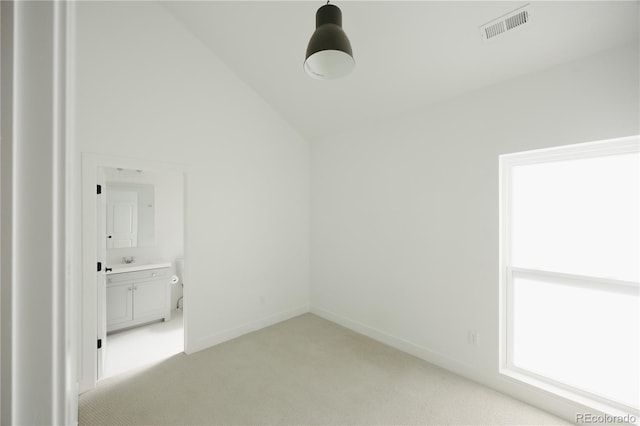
top-left (162, 1), bottom-right (639, 141)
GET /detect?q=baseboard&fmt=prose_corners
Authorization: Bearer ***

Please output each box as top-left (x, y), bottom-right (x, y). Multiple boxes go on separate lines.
top-left (311, 306), bottom-right (477, 378)
top-left (187, 304), bottom-right (310, 354)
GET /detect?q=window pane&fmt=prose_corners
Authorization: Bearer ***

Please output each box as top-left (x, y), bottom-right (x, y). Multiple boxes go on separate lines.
top-left (512, 275), bottom-right (639, 408)
top-left (511, 152), bottom-right (639, 281)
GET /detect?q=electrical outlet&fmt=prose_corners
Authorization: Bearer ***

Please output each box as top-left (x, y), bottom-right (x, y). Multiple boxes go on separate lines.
top-left (468, 330), bottom-right (480, 346)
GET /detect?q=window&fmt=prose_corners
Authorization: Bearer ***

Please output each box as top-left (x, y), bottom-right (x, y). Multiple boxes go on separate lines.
top-left (499, 136), bottom-right (639, 415)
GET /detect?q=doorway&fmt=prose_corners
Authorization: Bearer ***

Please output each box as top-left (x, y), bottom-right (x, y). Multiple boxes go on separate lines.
top-left (99, 166), bottom-right (185, 379)
top-left (80, 153), bottom-right (188, 392)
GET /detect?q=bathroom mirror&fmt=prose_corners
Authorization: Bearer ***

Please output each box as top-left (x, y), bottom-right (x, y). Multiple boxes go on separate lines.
top-left (106, 182), bottom-right (155, 248)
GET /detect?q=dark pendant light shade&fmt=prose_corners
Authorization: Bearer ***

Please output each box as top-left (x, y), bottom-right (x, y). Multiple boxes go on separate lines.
top-left (304, 3), bottom-right (355, 80)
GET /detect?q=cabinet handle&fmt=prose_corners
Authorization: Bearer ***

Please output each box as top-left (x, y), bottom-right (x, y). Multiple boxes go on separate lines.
top-left (128, 287), bottom-right (132, 292)
top-left (134, 286), bottom-right (138, 291)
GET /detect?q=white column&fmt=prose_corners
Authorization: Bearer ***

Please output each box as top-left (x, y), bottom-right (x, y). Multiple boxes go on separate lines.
top-left (0, 1), bottom-right (72, 424)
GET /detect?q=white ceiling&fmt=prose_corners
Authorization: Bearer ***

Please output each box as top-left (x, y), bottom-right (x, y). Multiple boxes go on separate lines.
top-left (162, 1), bottom-right (639, 141)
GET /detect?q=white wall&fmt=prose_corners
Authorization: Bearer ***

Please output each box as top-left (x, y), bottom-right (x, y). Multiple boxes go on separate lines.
top-left (311, 42), bottom-right (639, 420)
top-left (75, 0), bottom-right (310, 372)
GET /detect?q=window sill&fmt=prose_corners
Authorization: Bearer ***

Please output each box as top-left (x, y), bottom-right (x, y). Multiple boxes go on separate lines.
top-left (500, 366), bottom-right (639, 422)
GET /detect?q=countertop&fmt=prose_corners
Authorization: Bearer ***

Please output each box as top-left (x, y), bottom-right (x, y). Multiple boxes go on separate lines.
top-left (106, 262), bottom-right (172, 274)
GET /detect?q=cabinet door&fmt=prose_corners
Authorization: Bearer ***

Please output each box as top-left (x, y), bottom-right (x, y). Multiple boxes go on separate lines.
top-left (133, 279), bottom-right (168, 321)
top-left (106, 283), bottom-right (133, 328)
top-left (106, 189), bottom-right (138, 249)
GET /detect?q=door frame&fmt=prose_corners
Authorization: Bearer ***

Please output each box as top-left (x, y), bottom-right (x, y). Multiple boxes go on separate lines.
top-left (79, 153), bottom-right (188, 393)
top-left (96, 167), bottom-right (107, 380)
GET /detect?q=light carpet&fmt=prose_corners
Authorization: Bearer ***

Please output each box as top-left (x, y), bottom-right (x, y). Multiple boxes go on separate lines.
top-left (79, 313), bottom-right (569, 425)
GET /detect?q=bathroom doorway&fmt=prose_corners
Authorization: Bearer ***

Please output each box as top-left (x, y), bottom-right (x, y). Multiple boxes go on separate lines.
top-left (80, 153), bottom-right (188, 391)
top-left (98, 166), bottom-right (185, 379)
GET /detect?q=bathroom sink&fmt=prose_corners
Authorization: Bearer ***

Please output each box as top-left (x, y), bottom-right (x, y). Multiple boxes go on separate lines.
top-left (106, 262), bottom-right (172, 274)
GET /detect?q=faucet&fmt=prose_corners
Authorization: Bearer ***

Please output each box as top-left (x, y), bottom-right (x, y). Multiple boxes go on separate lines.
top-left (122, 256), bottom-right (135, 264)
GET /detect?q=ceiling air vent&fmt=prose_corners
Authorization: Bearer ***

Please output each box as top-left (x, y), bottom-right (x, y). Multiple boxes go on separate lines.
top-left (480, 4), bottom-right (530, 41)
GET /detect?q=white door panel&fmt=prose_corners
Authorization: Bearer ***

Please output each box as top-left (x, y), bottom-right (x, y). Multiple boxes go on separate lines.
top-left (107, 190), bottom-right (138, 249)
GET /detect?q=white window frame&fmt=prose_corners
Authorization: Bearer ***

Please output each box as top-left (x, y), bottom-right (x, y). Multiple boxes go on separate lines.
top-left (499, 135), bottom-right (640, 417)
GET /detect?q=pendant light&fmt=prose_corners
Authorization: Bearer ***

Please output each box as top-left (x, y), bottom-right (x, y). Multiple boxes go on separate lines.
top-left (304, 2), bottom-right (355, 80)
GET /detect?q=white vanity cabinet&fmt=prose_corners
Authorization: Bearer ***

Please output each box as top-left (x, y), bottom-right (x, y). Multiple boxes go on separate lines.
top-left (106, 266), bottom-right (171, 332)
